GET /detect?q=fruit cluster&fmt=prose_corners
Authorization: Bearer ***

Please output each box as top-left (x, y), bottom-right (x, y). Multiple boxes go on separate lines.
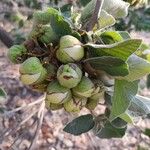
top-left (7, 8), bottom-right (104, 113)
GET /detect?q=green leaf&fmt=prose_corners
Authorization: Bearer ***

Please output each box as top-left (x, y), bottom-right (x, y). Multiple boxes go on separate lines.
top-left (118, 31), bottom-right (131, 40)
top-left (119, 112), bottom-right (134, 124)
top-left (60, 4), bottom-right (72, 18)
top-left (49, 9), bottom-right (72, 37)
top-left (96, 10), bottom-right (116, 30)
top-left (128, 95), bottom-right (150, 117)
top-left (0, 88), bottom-right (6, 98)
top-left (122, 54), bottom-right (150, 81)
top-left (78, 0), bottom-right (92, 6)
top-left (0, 88), bottom-right (6, 105)
top-left (100, 30), bottom-right (124, 44)
top-left (63, 114), bottom-right (95, 135)
top-left (111, 117), bottom-right (127, 128)
top-left (85, 39), bottom-right (142, 61)
top-left (84, 56), bottom-right (129, 76)
top-left (143, 128), bottom-right (150, 137)
top-left (95, 121), bottom-right (127, 139)
top-left (80, 0), bottom-right (97, 24)
top-left (109, 80), bottom-right (139, 121)
top-left (102, 0), bottom-right (130, 18)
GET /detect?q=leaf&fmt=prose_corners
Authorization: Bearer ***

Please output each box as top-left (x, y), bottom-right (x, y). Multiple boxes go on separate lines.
top-left (102, 0), bottom-right (130, 18)
top-left (63, 114), bottom-right (95, 135)
top-left (122, 54), bottom-right (150, 81)
top-left (111, 117), bottom-right (127, 128)
top-left (95, 121), bottom-right (127, 138)
top-left (79, 0), bottom-right (92, 6)
top-left (119, 112), bottom-right (134, 124)
top-left (96, 10), bottom-right (116, 30)
top-left (84, 56), bottom-right (129, 76)
top-left (105, 87), bottom-right (150, 123)
top-left (0, 88), bottom-right (6, 98)
top-left (100, 30), bottom-right (124, 44)
top-left (109, 79), bottom-right (139, 121)
top-left (143, 128), bottom-right (150, 137)
top-left (0, 88), bottom-right (6, 105)
top-left (128, 95), bottom-right (150, 117)
top-left (85, 39), bottom-right (142, 61)
top-left (80, 0), bottom-right (97, 24)
top-left (118, 31), bottom-right (131, 40)
top-left (60, 4), bottom-right (72, 18)
top-left (49, 9), bottom-right (72, 37)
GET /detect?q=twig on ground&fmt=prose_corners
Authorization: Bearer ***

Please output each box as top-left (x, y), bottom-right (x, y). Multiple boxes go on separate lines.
top-left (8, 118), bottom-right (37, 150)
top-left (28, 100), bottom-right (45, 150)
top-left (1, 94), bottom-right (45, 117)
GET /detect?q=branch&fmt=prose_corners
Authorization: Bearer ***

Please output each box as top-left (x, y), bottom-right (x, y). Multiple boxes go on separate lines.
top-left (86, 0), bottom-right (104, 31)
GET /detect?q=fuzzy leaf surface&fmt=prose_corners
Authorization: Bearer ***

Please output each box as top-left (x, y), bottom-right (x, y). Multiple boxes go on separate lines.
top-left (109, 80), bottom-right (139, 121)
top-left (95, 121), bottom-right (127, 139)
top-left (84, 56), bottom-right (129, 76)
top-left (63, 114), bottom-right (95, 135)
top-left (85, 39), bottom-right (142, 61)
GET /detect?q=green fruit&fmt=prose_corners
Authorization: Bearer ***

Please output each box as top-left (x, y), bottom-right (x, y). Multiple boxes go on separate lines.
top-left (33, 8), bottom-right (58, 25)
top-left (57, 63), bottom-right (82, 88)
top-left (28, 25), bottom-right (58, 44)
top-left (45, 99), bottom-right (63, 110)
top-left (19, 57), bottom-right (47, 85)
top-left (39, 26), bottom-right (58, 44)
top-left (56, 35), bottom-right (84, 63)
top-left (86, 81), bottom-right (105, 110)
top-left (8, 45), bottom-right (27, 64)
top-left (46, 81), bottom-right (72, 104)
top-left (64, 97), bottom-right (87, 113)
top-left (72, 76), bottom-right (94, 98)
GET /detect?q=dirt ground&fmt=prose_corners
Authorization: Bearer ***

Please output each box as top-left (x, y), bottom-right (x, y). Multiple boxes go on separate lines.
top-left (0, 31), bottom-right (150, 150)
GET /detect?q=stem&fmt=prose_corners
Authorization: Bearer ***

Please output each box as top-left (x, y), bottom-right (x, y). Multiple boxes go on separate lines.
top-left (86, 0), bottom-right (104, 31)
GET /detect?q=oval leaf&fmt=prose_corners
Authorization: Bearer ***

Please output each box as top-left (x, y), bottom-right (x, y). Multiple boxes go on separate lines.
top-left (84, 56), bottom-right (129, 76)
top-left (63, 114), bottom-right (95, 135)
top-left (85, 39), bottom-right (142, 61)
top-left (109, 79), bottom-right (139, 121)
top-left (95, 121), bottom-right (127, 139)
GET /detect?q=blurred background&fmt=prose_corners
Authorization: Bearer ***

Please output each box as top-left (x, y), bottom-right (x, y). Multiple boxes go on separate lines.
top-left (0, 0), bottom-right (150, 149)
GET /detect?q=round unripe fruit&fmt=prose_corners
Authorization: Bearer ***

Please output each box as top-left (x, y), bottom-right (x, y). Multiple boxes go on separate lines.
top-left (72, 76), bottom-right (94, 98)
top-left (45, 99), bottom-right (63, 111)
top-left (28, 26), bottom-right (58, 44)
top-left (46, 81), bottom-right (72, 104)
top-left (39, 26), bottom-right (58, 44)
top-left (64, 97), bottom-right (87, 113)
top-left (86, 81), bottom-right (105, 110)
top-left (57, 63), bottom-right (82, 88)
top-left (8, 45), bottom-right (27, 64)
top-left (19, 57), bottom-right (47, 85)
top-left (56, 35), bottom-right (84, 63)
